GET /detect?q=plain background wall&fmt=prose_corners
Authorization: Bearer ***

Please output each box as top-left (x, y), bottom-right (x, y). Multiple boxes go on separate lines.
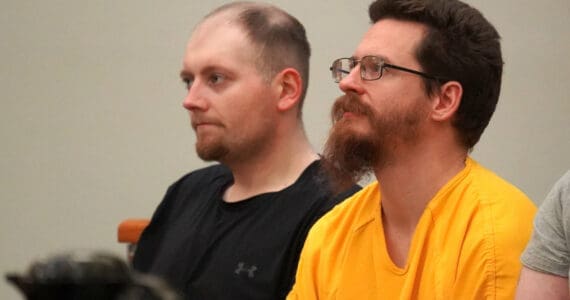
top-left (1, 0), bottom-right (568, 298)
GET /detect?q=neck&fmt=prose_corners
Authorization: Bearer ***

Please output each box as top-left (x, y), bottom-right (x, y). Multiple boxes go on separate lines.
top-left (223, 126), bottom-right (318, 203)
top-left (376, 139), bottom-right (467, 268)
top-left (375, 140), bottom-right (467, 231)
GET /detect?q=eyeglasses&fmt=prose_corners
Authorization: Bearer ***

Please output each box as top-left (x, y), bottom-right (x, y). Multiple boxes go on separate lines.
top-left (329, 56), bottom-right (444, 83)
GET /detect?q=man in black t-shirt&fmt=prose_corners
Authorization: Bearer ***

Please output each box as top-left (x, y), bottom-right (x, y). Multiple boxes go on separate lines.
top-left (132, 2), bottom-right (360, 299)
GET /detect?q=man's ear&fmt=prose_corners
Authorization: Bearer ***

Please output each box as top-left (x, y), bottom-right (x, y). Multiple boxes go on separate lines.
top-left (431, 81), bottom-right (462, 122)
top-left (274, 68), bottom-right (302, 112)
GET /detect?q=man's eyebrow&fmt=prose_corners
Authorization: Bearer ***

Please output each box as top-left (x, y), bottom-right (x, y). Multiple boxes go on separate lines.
top-left (180, 70), bottom-right (192, 78)
top-left (180, 65), bottom-right (224, 78)
top-left (356, 54), bottom-right (390, 61)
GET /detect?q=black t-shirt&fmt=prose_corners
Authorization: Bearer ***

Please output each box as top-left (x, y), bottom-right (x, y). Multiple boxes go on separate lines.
top-left (133, 161), bottom-right (359, 299)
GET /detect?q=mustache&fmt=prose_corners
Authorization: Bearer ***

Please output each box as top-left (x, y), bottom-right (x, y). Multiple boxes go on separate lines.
top-left (330, 91), bottom-right (374, 123)
top-left (190, 115), bottom-right (223, 130)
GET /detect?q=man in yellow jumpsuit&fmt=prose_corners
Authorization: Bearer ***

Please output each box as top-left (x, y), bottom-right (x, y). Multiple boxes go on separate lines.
top-left (288, 0), bottom-right (536, 299)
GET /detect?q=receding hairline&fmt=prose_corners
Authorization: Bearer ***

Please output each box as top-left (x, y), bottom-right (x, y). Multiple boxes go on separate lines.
top-left (190, 1), bottom-right (311, 116)
top-left (198, 1), bottom-right (290, 29)
top-left (191, 2), bottom-right (308, 76)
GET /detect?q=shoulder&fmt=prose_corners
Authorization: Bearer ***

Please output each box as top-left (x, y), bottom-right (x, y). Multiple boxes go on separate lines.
top-left (292, 182), bottom-right (378, 296)
top-left (286, 160), bottom-right (361, 209)
top-left (556, 170), bottom-right (570, 188)
top-left (304, 182), bottom-right (378, 251)
top-left (520, 170), bottom-right (570, 276)
top-left (164, 164), bottom-right (231, 196)
top-left (467, 160), bottom-right (536, 216)
top-left (463, 161), bottom-right (536, 243)
top-left (174, 164), bottom-right (231, 187)
top-left (460, 162), bottom-right (536, 293)
top-left (435, 161), bottom-right (537, 298)
top-left (546, 170), bottom-right (570, 208)
top-left (150, 164), bottom-right (232, 217)
top-left (533, 170), bottom-right (570, 224)
top-left (468, 161), bottom-right (526, 199)
top-left (536, 170), bottom-right (570, 224)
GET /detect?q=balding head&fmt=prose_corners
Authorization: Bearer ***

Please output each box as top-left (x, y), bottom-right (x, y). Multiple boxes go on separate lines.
top-left (196, 2), bottom-right (311, 114)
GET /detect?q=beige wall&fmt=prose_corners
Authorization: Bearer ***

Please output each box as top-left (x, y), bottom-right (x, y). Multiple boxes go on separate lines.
top-left (1, 0), bottom-right (569, 298)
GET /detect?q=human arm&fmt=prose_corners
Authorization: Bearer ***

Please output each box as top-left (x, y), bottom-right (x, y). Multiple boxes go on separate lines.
top-left (515, 267), bottom-right (569, 300)
top-left (516, 171), bottom-right (570, 299)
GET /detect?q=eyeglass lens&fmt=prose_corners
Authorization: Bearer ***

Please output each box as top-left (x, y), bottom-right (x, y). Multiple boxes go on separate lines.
top-left (331, 59), bottom-right (349, 82)
top-left (331, 57), bottom-right (384, 82)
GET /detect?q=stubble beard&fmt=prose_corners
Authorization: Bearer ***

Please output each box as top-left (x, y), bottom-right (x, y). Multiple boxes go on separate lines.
top-left (194, 120), bottom-right (273, 164)
top-left (195, 136), bottom-right (230, 162)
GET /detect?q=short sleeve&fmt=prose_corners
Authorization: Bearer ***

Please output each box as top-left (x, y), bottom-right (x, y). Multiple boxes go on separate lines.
top-left (521, 171), bottom-right (570, 277)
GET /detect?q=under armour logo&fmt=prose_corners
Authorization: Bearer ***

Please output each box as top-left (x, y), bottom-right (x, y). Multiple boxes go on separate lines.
top-left (234, 262), bottom-right (258, 278)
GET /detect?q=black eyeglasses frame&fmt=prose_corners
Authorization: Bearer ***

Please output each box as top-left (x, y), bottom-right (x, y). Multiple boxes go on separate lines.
top-left (329, 56), bottom-right (447, 83)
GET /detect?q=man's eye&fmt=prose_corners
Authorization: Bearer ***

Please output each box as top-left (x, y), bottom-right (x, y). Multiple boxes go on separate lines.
top-left (209, 74), bottom-right (225, 85)
top-left (182, 78), bottom-right (194, 90)
top-left (369, 63), bottom-right (382, 73)
top-left (349, 61), bottom-right (358, 69)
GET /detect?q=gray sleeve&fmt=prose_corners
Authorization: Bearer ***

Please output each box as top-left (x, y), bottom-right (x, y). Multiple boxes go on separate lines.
top-left (521, 171), bottom-right (570, 277)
